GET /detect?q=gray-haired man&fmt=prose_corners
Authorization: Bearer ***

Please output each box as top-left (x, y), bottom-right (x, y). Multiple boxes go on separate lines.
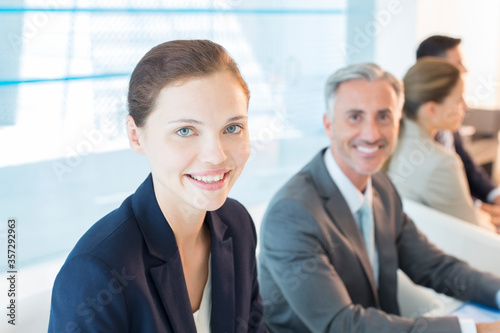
top-left (258, 62), bottom-right (500, 332)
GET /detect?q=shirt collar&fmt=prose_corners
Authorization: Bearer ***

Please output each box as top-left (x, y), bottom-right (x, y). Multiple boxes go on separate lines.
top-left (323, 147), bottom-right (373, 214)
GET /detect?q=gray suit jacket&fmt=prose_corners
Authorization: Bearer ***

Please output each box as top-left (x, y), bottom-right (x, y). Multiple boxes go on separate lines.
top-left (258, 148), bottom-right (500, 333)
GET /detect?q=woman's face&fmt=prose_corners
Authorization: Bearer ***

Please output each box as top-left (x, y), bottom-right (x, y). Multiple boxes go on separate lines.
top-left (435, 78), bottom-right (467, 132)
top-left (128, 71), bottom-right (250, 214)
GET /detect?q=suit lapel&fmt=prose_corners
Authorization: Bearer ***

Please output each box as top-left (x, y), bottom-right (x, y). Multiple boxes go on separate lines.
top-left (207, 211), bottom-right (235, 333)
top-left (325, 196), bottom-right (379, 305)
top-left (308, 149), bottom-right (380, 306)
top-left (132, 174), bottom-right (196, 332)
top-left (150, 257), bottom-right (197, 333)
top-left (372, 187), bottom-right (397, 312)
top-left (372, 190), bottom-right (393, 307)
top-left (133, 175), bottom-right (238, 332)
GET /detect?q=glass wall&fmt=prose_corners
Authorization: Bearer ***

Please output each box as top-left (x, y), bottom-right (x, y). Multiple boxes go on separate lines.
top-left (0, 0), bottom-right (347, 269)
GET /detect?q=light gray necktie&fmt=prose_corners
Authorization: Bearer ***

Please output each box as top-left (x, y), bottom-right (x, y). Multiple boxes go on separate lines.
top-left (357, 201), bottom-right (376, 277)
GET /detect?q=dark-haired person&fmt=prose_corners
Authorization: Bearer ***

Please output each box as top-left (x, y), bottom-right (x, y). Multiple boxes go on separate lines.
top-left (417, 35), bottom-right (467, 72)
top-left (49, 40), bottom-right (266, 332)
top-left (387, 58), bottom-right (496, 231)
top-left (417, 35), bottom-right (500, 230)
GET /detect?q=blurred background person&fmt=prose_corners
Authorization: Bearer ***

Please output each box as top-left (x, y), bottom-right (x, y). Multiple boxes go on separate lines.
top-left (417, 35), bottom-right (500, 226)
top-left (387, 57), bottom-right (497, 232)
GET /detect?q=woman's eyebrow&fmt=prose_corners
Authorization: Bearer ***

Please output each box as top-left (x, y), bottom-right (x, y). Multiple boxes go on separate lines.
top-left (167, 119), bottom-right (203, 125)
top-left (226, 116), bottom-right (248, 123)
top-left (168, 116), bottom-right (248, 125)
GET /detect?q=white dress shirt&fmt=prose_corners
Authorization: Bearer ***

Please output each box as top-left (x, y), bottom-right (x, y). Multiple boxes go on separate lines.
top-left (193, 255), bottom-right (212, 333)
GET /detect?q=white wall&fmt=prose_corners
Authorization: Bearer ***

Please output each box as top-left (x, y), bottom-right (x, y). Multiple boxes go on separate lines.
top-left (374, 0), bottom-right (418, 79)
top-left (416, 0), bottom-right (500, 109)
top-left (375, 0), bottom-right (500, 109)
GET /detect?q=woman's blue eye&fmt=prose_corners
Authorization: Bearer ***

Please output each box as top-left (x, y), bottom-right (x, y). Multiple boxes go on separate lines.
top-left (225, 125), bottom-right (241, 134)
top-left (177, 128), bottom-right (193, 136)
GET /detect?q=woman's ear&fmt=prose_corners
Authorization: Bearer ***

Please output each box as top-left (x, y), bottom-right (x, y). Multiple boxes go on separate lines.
top-left (422, 101), bottom-right (438, 118)
top-left (126, 115), bottom-right (144, 155)
top-left (426, 101), bottom-right (439, 117)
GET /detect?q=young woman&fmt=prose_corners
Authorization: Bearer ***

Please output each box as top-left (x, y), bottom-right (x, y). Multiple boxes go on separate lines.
top-left (49, 40), bottom-right (267, 332)
top-left (387, 57), bottom-right (496, 232)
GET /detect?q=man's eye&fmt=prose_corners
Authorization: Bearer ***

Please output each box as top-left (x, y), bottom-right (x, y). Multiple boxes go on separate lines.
top-left (225, 125), bottom-right (242, 134)
top-left (176, 128), bottom-right (194, 136)
top-left (378, 114), bottom-right (391, 122)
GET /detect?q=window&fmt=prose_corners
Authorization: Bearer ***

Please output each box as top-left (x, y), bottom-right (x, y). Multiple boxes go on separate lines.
top-left (0, 0), bottom-right (347, 270)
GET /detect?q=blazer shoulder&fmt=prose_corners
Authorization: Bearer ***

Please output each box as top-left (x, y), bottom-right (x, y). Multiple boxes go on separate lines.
top-left (271, 169), bottom-right (321, 206)
top-left (373, 172), bottom-right (404, 207)
top-left (388, 133), bottom-right (455, 188)
top-left (68, 196), bottom-right (141, 260)
top-left (262, 169), bottom-right (325, 232)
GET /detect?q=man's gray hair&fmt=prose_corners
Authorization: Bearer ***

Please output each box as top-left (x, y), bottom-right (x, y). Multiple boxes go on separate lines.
top-left (324, 62), bottom-right (403, 119)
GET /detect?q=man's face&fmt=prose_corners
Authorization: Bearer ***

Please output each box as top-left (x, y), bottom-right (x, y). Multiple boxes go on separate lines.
top-left (323, 79), bottom-right (401, 190)
top-left (444, 45), bottom-right (467, 73)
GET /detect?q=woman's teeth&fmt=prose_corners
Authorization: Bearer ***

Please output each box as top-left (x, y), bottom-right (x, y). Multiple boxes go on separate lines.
top-left (190, 173), bottom-right (224, 183)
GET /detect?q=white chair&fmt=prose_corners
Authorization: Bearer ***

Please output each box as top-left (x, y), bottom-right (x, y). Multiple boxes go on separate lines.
top-left (397, 199), bottom-right (500, 318)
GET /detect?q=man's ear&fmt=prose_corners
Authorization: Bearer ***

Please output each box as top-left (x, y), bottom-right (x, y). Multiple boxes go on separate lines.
top-left (323, 113), bottom-right (335, 140)
top-left (126, 115), bottom-right (144, 155)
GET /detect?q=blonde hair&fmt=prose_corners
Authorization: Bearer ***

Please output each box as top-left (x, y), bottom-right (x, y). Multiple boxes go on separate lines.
top-left (402, 57), bottom-right (461, 119)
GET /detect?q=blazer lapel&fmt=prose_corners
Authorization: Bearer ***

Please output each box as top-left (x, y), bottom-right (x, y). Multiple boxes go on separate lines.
top-left (308, 149), bottom-right (380, 306)
top-left (207, 211), bottom-right (235, 333)
top-left (132, 174), bottom-right (196, 332)
top-left (372, 187), bottom-right (397, 312)
top-left (150, 257), bottom-right (197, 333)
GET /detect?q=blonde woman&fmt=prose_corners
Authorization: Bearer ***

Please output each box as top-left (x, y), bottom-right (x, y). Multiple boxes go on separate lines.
top-left (387, 57), bottom-right (496, 231)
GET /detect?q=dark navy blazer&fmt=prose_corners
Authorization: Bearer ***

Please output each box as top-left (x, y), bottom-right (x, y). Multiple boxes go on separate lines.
top-left (49, 174), bottom-right (266, 333)
top-left (453, 131), bottom-right (497, 202)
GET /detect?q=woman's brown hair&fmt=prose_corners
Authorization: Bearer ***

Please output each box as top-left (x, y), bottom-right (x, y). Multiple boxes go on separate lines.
top-left (128, 40), bottom-right (250, 127)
